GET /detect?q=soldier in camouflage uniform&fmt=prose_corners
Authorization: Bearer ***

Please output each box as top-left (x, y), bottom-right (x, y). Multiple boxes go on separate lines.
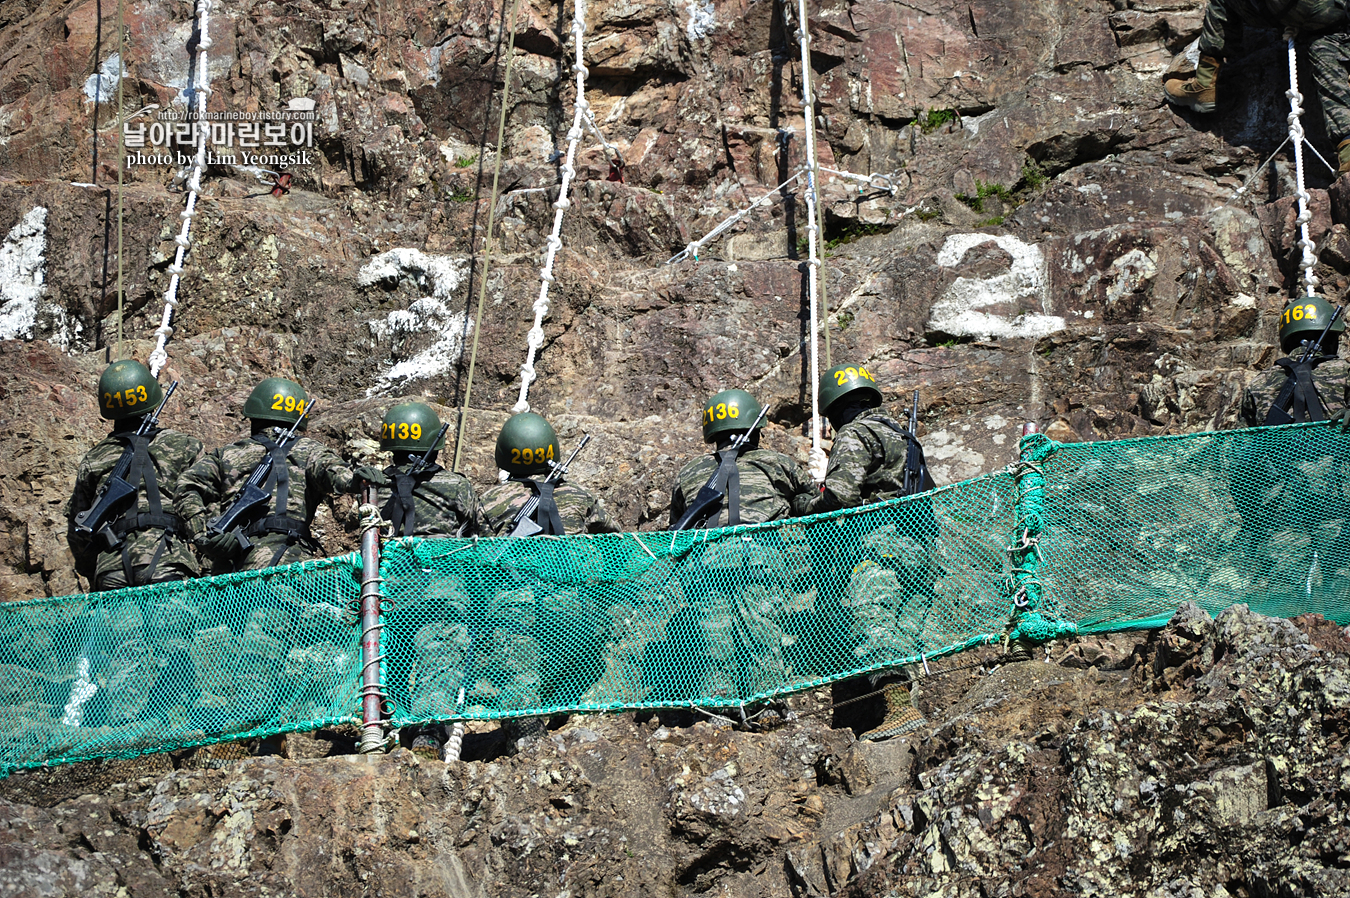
top-left (177, 377), bottom-right (358, 572)
top-left (807, 364), bottom-right (937, 741)
top-left (475, 413), bottom-right (617, 750)
top-left (660, 389), bottom-right (815, 703)
top-left (1234, 297), bottom-right (1350, 599)
top-left (1165, 0), bottom-right (1350, 172)
top-left (1241, 297), bottom-right (1348, 427)
top-left (362, 402), bottom-right (479, 755)
top-left (67, 360), bottom-right (203, 592)
top-left (365, 402), bottom-right (480, 538)
top-left (478, 414), bottom-right (617, 536)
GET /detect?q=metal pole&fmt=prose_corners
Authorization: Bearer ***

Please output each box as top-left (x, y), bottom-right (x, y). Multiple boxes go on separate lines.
top-left (358, 486), bottom-right (387, 753)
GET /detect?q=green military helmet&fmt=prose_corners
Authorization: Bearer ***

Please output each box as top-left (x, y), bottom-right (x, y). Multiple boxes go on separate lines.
top-left (243, 377), bottom-right (309, 429)
top-left (381, 402), bottom-right (444, 452)
top-left (1279, 295), bottom-right (1345, 354)
top-left (495, 412), bottom-right (560, 476)
top-left (97, 359), bottom-right (164, 420)
top-left (819, 363), bottom-right (883, 414)
top-left (701, 389), bottom-right (763, 442)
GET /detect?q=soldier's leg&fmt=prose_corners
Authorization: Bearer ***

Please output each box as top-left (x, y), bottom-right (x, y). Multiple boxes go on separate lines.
top-left (1308, 33), bottom-right (1350, 172)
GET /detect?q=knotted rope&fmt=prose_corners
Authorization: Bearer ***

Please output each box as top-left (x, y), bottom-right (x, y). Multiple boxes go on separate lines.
top-left (1284, 31), bottom-right (1320, 299)
top-left (513, 0), bottom-right (592, 414)
top-left (148, 0), bottom-right (214, 376)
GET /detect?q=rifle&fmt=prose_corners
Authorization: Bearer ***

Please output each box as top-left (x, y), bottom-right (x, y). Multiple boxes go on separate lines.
top-left (903, 390), bottom-right (920, 494)
top-left (506, 434), bottom-right (592, 538)
top-left (408, 423), bottom-right (451, 477)
top-left (207, 400), bottom-right (314, 547)
top-left (1265, 304), bottom-right (1345, 425)
top-left (73, 381), bottom-right (179, 539)
top-left (670, 403), bottom-right (770, 531)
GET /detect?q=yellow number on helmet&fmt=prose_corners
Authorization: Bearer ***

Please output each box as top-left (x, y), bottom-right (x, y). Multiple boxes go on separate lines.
top-left (271, 393), bottom-right (285, 410)
top-left (547, 444), bottom-right (555, 460)
top-left (296, 400), bottom-right (306, 415)
top-left (1304, 304), bottom-right (1318, 320)
top-left (834, 370), bottom-right (848, 386)
top-left (1293, 306), bottom-right (1305, 321)
top-left (411, 423), bottom-right (421, 440)
top-left (103, 392), bottom-right (114, 409)
top-left (859, 366), bottom-right (873, 381)
top-left (728, 403), bottom-right (740, 418)
top-left (716, 403), bottom-right (727, 420)
top-left (511, 448), bottom-right (521, 463)
top-left (523, 448), bottom-right (534, 464)
top-left (136, 385), bottom-right (149, 402)
top-left (283, 395), bottom-right (296, 412)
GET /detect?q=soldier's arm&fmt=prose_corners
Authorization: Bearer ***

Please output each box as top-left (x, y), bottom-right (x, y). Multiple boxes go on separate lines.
top-left (66, 452), bottom-right (103, 564)
top-left (175, 452), bottom-right (224, 539)
top-left (305, 440), bottom-right (357, 498)
top-left (668, 480), bottom-right (687, 529)
top-left (804, 427), bottom-right (876, 514)
top-left (779, 453), bottom-right (818, 517)
top-left (586, 495), bottom-right (621, 534)
top-left (1240, 385), bottom-right (1259, 428)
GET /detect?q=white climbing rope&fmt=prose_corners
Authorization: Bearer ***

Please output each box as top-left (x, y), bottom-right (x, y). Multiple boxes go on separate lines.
top-left (791, 0), bottom-right (825, 455)
top-left (666, 171), bottom-right (805, 264)
top-left (513, 0), bottom-right (591, 414)
top-left (1284, 33), bottom-right (1320, 299)
top-left (148, 0), bottom-right (213, 376)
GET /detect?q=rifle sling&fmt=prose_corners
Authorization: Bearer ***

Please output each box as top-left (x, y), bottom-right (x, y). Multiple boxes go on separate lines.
top-left (110, 429), bottom-right (176, 585)
top-left (382, 463), bottom-right (442, 537)
top-left (869, 417), bottom-right (937, 495)
top-left (718, 449), bottom-right (742, 528)
top-left (1272, 356), bottom-right (1332, 423)
top-left (530, 480), bottom-right (566, 536)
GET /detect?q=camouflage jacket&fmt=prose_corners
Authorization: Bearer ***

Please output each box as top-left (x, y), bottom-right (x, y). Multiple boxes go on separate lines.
top-left (669, 448), bottom-right (815, 528)
top-left (176, 431), bottom-right (356, 568)
top-left (372, 464), bottom-right (481, 538)
top-left (1201, 0), bottom-right (1348, 55)
top-left (67, 427), bottom-right (204, 589)
top-left (806, 411), bottom-right (934, 514)
top-left (1240, 356), bottom-right (1349, 427)
top-left (479, 478), bottom-right (619, 536)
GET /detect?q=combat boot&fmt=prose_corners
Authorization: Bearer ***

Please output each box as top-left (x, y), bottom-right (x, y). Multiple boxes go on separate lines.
top-left (1164, 54), bottom-right (1220, 113)
top-left (1338, 138), bottom-right (1350, 175)
top-left (857, 684), bottom-right (927, 741)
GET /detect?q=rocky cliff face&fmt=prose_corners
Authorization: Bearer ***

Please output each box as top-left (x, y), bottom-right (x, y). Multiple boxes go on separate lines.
top-left (3, 0), bottom-right (1350, 893)
top-left (1, 604), bottom-right (1347, 897)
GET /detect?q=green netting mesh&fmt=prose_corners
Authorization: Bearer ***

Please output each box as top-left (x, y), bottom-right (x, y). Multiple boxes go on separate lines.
top-left (2, 423), bottom-right (1347, 775)
top-left (0, 554), bottom-right (363, 776)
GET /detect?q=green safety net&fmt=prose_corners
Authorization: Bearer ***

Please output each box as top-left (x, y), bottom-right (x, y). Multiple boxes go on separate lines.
top-left (1, 422), bottom-right (1347, 775)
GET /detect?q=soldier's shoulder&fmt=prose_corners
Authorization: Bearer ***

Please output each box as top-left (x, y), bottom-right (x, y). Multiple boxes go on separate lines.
top-left (558, 482), bottom-right (600, 504)
top-left (430, 469), bottom-right (476, 491)
top-left (676, 453), bottom-right (715, 480)
top-left (744, 447), bottom-right (800, 471)
top-left (479, 481), bottom-right (525, 505)
top-left (156, 429), bottom-right (204, 452)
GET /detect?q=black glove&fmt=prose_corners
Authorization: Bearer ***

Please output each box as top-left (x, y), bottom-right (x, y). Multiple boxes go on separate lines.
top-left (198, 529), bottom-right (240, 559)
top-left (1334, 408), bottom-right (1350, 432)
top-left (353, 465), bottom-right (390, 486)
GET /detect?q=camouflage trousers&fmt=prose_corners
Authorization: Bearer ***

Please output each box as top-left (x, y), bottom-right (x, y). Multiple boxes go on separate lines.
top-left (1201, 22), bottom-right (1350, 139)
top-left (1304, 33), bottom-right (1350, 153)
